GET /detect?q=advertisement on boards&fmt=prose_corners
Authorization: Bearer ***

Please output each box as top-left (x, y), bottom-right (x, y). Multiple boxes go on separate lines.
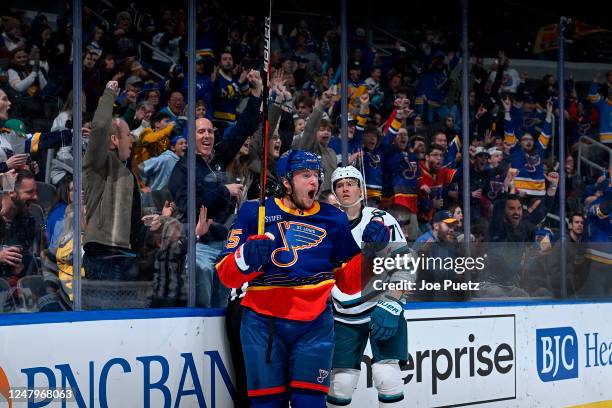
top-left (0, 313), bottom-right (235, 408)
top-left (1, 303), bottom-right (612, 407)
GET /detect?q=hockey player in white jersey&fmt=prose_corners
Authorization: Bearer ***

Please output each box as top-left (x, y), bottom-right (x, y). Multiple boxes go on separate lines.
top-left (327, 166), bottom-right (411, 408)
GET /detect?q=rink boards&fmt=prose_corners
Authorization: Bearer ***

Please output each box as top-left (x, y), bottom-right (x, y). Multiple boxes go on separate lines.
top-left (0, 301), bottom-right (611, 407)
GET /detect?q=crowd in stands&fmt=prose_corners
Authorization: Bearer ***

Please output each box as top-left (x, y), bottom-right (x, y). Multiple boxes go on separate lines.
top-left (0, 1), bottom-right (611, 312)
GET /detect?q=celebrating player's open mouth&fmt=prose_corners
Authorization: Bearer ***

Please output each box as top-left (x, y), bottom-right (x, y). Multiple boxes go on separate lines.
top-left (287, 168), bottom-right (319, 209)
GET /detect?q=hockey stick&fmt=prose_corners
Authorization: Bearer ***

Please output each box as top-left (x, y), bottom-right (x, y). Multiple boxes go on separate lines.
top-left (258, 0), bottom-right (272, 235)
top-left (359, 148), bottom-right (369, 207)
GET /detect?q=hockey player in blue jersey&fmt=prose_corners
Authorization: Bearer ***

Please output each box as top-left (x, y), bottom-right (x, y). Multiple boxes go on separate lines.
top-left (327, 165), bottom-right (411, 408)
top-left (216, 150), bottom-right (391, 408)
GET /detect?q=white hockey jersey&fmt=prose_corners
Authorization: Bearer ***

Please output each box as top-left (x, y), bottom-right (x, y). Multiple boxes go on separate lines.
top-left (331, 206), bottom-right (413, 324)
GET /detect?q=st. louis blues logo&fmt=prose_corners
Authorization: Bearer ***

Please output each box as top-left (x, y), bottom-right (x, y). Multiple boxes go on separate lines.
top-left (402, 154), bottom-right (418, 180)
top-left (366, 151), bottom-right (381, 169)
top-left (317, 369), bottom-right (330, 383)
top-left (524, 153), bottom-right (540, 172)
top-left (577, 122), bottom-right (591, 136)
top-left (271, 221), bottom-right (327, 267)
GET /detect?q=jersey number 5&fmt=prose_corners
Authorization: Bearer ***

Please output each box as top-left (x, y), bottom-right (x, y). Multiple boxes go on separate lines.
top-left (226, 229), bottom-right (243, 249)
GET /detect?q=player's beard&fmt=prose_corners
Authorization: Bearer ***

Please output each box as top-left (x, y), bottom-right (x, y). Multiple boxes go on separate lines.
top-left (291, 189), bottom-right (316, 210)
top-left (287, 183), bottom-right (317, 211)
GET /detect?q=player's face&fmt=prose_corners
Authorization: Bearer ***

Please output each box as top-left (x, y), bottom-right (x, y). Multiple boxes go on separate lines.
top-left (334, 178), bottom-right (361, 207)
top-left (288, 169), bottom-right (319, 209)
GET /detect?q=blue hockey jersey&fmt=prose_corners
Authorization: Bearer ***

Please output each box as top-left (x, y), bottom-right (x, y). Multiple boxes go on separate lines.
top-left (588, 82), bottom-right (612, 144)
top-left (216, 198), bottom-right (363, 321)
top-left (504, 116), bottom-right (551, 195)
top-left (212, 71), bottom-right (250, 123)
top-left (585, 197), bottom-right (612, 266)
top-left (362, 148), bottom-right (383, 200)
top-left (379, 118), bottom-right (420, 213)
top-left (414, 55), bottom-right (459, 108)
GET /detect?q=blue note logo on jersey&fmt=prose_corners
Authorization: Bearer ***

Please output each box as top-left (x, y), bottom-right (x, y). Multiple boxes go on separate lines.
top-left (367, 152), bottom-right (381, 169)
top-left (402, 153), bottom-right (418, 180)
top-left (272, 221), bottom-right (327, 267)
top-left (524, 153), bottom-right (541, 172)
top-left (317, 369), bottom-right (329, 383)
top-left (536, 327), bottom-right (578, 382)
top-left (577, 120), bottom-right (591, 136)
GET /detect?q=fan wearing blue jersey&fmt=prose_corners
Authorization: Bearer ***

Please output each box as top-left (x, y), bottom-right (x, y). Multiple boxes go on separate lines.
top-left (588, 74), bottom-right (612, 144)
top-left (212, 52), bottom-right (250, 125)
top-left (502, 96), bottom-right (553, 196)
top-left (327, 166), bottom-right (411, 408)
top-left (583, 177), bottom-right (612, 296)
top-left (216, 150), bottom-right (390, 408)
